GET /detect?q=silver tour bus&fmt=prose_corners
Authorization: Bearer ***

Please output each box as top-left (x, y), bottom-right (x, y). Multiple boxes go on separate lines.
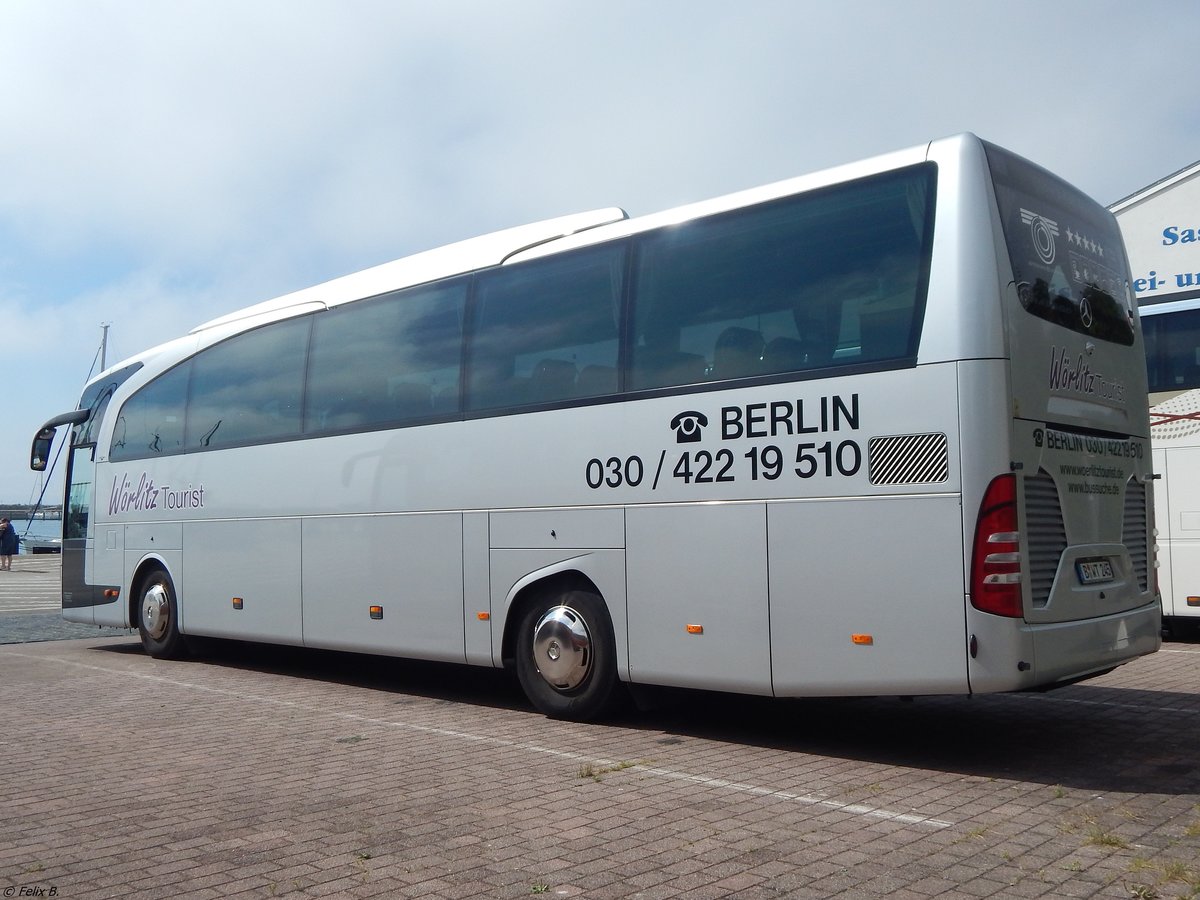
top-left (32, 134), bottom-right (1159, 720)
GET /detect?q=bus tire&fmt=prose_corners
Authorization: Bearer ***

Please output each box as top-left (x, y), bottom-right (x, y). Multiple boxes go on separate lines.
top-left (516, 589), bottom-right (622, 721)
top-left (138, 569), bottom-right (187, 660)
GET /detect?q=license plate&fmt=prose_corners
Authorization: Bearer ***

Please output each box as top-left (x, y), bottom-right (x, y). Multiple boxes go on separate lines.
top-left (1076, 559), bottom-right (1114, 585)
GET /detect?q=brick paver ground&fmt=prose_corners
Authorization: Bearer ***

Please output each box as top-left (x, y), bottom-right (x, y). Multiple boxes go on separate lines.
top-left (1, 629), bottom-right (1197, 898)
top-left (0, 556), bottom-right (133, 644)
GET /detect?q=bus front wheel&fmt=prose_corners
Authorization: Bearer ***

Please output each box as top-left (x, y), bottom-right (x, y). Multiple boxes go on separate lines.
top-left (516, 589), bottom-right (621, 721)
top-left (138, 569), bottom-right (186, 660)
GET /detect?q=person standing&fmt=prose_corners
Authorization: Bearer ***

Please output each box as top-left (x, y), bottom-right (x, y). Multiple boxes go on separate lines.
top-left (0, 518), bottom-right (17, 570)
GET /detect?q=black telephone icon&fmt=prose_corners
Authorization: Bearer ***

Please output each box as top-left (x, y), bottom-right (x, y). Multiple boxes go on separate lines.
top-left (670, 410), bottom-right (708, 443)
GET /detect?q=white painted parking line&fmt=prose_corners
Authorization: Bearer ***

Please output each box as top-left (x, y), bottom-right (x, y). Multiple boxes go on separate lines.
top-left (5, 649), bottom-right (956, 831)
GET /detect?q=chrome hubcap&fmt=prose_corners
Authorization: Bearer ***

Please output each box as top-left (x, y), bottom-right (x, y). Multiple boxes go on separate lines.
top-left (142, 584), bottom-right (170, 640)
top-left (531, 605), bottom-right (591, 691)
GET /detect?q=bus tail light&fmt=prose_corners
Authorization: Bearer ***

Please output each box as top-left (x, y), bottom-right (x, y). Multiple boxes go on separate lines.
top-left (971, 474), bottom-right (1024, 618)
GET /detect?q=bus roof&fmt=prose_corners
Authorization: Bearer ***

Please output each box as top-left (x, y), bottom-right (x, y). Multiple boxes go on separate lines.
top-left (190, 206), bottom-right (628, 334)
top-left (87, 134), bottom-right (1002, 390)
top-left (190, 136), bottom-right (975, 334)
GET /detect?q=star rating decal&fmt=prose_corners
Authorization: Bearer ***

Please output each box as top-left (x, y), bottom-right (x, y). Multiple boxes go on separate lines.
top-left (1064, 226), bottom-right (1104, 257)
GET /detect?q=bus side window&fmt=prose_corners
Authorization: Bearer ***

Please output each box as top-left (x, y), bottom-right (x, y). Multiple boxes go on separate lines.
top-left (761, 336), bottom-right (806, 371)
top-left (306, 278), bottom-right (466, 432)
top-left (110, 362), bottom-right (190, 462)
top-left (577, 364), bottom-right (617, 396)
top-left (711, 326), bottom-right (765, 380)
top-left (630, 334), bottom-right (708, 389)
top-left (468, 244), bottom-right (624, 411)
top-left (186, 316), bottom-right (309, 449)
top-left (630, 172), bottom-right (933, 389)
top-left (530, 358), bottom-right (578, 403)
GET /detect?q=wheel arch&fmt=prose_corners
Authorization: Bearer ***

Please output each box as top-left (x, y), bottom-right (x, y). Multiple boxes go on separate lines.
top-left (128, 554), bottom-right (174, 630)
top-left (501, 568), bottom-right (601, 669)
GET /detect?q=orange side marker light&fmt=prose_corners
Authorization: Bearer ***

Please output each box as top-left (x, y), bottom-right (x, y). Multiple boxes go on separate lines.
top-left (851, 633), bottom-right (874, 645)
top-left (686, 624), bottom-right (704, 635)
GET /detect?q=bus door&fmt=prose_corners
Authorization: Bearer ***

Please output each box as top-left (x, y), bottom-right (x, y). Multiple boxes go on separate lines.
top-left (63, 442), bottom-right (97, 618)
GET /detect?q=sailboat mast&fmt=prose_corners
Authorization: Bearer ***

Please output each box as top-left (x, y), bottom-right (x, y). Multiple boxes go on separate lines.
top-left (100, 322), bottom-right (110, 370)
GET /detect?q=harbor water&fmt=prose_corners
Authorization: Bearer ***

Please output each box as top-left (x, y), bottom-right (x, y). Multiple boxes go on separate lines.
top-left (9, 518), bottom-right (62, 554)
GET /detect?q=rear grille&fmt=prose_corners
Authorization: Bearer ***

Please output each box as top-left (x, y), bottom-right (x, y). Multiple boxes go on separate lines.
top-left (1025, 470), bottom-right (1067, 608)
top-left (1123, 478), bottom-right (1149, 592)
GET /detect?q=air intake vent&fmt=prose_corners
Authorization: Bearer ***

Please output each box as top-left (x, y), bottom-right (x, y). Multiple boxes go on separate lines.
top-left (1123, 478), bottom-right (1149, 593)
top-left (1025, 470), bottom-right (1067, 608)
top-left (868, 432), bottom-right (949, 485)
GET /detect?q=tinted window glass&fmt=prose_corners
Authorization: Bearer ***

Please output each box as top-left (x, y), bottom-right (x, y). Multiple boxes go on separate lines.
top-left (1143, 307), bottom-right (1200, 393)
top-left (185, 316), bottom-right (310, 450)
top-left (985, 142), bottom-right (1135, 346)
top-left (468, 245), bottom-right (625, 410)
top-left (630, 165), bottom-right (934, 391)
top-left (75, 362), bottom-right (143, 446)
top-left (66, 446), bottom-right (93, 539)
top-left (306, 279), bottom-right (466, 432)
top-left (110, 363), bottom-right (190, 461)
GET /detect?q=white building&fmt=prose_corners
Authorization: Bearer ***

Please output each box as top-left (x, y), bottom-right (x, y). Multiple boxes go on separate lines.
top-left (1111, 159), bottom-right (1200, 307)
top-left (1112, 160), bottom-right (1200, 630)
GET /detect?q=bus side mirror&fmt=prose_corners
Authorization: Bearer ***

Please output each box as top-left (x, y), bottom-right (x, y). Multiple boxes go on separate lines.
top-left (30, 427), bottom-right (55, 472)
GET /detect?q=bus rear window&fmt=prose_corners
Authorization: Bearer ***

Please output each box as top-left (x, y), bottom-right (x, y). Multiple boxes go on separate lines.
top-left (985, 142), bottom-right (1135, 346)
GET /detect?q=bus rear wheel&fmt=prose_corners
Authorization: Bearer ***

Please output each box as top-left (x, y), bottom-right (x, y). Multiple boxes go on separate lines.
top-left (516, 589), bottom-right (621, 721)
top-left (138, 569), bottom-right (186, 660)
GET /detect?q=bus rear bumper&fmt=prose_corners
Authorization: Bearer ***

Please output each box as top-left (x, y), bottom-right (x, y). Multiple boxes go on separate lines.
top-left (967, 599), bottom-right (1161, 694)
top-left (1026, 600), bottom-right (1162, 690)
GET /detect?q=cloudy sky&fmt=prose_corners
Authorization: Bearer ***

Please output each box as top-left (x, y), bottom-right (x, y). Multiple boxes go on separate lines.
top-left (1, 0), bottom-right (1197, 502)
